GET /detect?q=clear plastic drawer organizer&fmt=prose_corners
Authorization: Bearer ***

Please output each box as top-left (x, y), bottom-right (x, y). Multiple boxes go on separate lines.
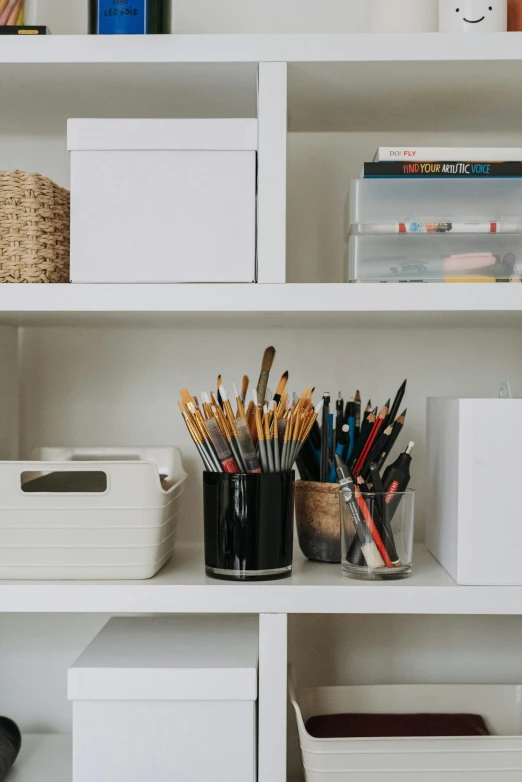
top-left (347, 178), bottom-right (522, 283)
top-left (0, 447), bottom-right (187, 580)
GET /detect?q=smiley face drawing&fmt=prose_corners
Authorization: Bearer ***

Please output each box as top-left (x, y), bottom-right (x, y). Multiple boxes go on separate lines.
top-left (439, 0), bottom-right (507, 32)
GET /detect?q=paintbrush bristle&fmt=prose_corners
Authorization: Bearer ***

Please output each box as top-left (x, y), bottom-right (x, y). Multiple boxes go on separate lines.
top-left (274, 371), bottom-right (289, 397)
top-left (242, 375), bottom-right (249, 394)
top-left (179, 388), bottom-right (193, 405)
top-left (261, 346), bottom-right (276, 373)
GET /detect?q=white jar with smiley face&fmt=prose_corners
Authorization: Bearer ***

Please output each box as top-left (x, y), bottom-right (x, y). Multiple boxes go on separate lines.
top-left (439, 0), bottom-right (507, 31)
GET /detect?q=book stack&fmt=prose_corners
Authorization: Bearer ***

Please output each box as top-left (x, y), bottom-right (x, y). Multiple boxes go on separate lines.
top-left (347, 147), bottom-right (522, 283)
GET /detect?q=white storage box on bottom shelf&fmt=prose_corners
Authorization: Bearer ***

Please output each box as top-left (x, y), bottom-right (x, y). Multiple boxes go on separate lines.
top-left (68, 616), bottom-right (258, 782)
top-left (68, 118), bottom-right (257, 283)
top-left (426, 398), bottom-right (522, 585)
top-left (0, 447), bottom-right (187, 579)
top-left (290, 680), bottom-right (522, 782)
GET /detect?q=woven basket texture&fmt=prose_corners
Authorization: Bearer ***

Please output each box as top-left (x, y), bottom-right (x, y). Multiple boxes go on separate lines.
top-left (0, 170), bottom-right (70, 283)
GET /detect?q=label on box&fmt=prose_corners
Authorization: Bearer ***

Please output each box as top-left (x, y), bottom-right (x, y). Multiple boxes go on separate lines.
top-left (97, 0), bottom-right (148, 34)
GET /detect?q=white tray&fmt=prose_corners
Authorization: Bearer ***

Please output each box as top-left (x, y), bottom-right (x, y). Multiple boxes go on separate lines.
top-left (290, 677), bottom-right (522, 781)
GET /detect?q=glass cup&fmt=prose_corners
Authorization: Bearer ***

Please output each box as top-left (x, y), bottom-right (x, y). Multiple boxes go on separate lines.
top-left (340, 490), bottom-right (415, 581)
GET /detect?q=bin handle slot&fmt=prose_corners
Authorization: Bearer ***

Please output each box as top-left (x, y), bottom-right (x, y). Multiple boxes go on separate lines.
top-left (21, 471), bottom-right (108, 494)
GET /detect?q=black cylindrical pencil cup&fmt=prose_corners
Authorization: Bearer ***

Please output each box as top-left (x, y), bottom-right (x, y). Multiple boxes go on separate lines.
top-left (203, 471), bottom-right (295, 581)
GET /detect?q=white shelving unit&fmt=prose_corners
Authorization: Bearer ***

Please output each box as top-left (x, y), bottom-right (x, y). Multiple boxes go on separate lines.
top-left (2, 17), bottom-right (522, 782)
top-left (1, 545), bottom-right (522, 615)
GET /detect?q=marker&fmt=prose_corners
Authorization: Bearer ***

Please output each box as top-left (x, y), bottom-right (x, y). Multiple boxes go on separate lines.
top-left (358, 221), bottom-right (522, 235)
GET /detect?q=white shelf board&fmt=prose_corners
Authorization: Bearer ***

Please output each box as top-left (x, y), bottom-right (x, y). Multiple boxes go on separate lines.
top-left (3, 34), bottom-right (522, 132)
top-left (1, 544), bottom-right (521, 615)
top-left (6, 735), bottom-right (71, 782)
top-left (0, 283), bottom-right (522, 328)
top-left (3, 32), bottom-right (522, 65)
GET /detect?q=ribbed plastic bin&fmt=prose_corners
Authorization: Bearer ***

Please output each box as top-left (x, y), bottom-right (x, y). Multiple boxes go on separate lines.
top-left (290, 678), bottom-right (522, 782)
top-left (0, 447), bottom-right (187, 579)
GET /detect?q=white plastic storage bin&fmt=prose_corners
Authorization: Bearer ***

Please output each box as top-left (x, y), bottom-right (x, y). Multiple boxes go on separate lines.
top-left (347, 232), bottom-right (521, 282)
top-left (349, 178), bottom-right (522, 225)
top-left (68, 119), bottom-right (257, 283)
top-left (69, 616), bottom-right (258, 782)
top-left (426, 399), bottom-right (522, 585)
top-left (290, 679), bottom-right (522, 782)
top-left (0, 447), bottom-right (187, 579)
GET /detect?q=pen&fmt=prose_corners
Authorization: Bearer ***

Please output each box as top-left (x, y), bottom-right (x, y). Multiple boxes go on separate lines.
top-left (320, 393), bottom-right (330, 483)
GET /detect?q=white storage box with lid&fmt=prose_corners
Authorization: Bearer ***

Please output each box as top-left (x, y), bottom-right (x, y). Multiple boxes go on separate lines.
top-left (0, 446), bottom-right (186, 580)
top-left (426, 398), bottom-right (522, 585)
top-left (68, 616), bottom-right (258, 782)
top-left (68, 118), bottom-right (257, 283)
top-left (290, 677), bottom-right (522, 782)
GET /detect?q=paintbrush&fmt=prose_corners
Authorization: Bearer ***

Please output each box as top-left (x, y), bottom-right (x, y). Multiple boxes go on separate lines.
top-left (180, 400), bottom-right (222, 471)
top-left (273, 371), bottom-right (289, 406)
top-left (179, 403), bottom-right (217, 471)
top-left (252, 390), bottom-right (268, 472)
top-left (264, 405), bottom-right (275, 472)
top-left (256, 346), bottom-right (276, 408)
top-left (233, 382), bottom-right (246, 419)
top-left (205, 417), bottom-right (240, 473)
top-left (212, 398), bottom-right (247, 473)
top-left (272, 404), bottom-right (281, 472)
top-left (235, 416), bottom-right (262, 473)
top-left (241, 375), bottom-right (249, 405)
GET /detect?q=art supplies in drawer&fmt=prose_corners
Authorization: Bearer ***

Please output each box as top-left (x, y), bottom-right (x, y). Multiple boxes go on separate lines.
top-left (0, 447), bottom-right (187, 580)
top-left (349, 176), bottom-right (522, 225)
top-left (348, 233), bottom-right (522, 282)
top-left (290, 675), bottom-right (522, 782)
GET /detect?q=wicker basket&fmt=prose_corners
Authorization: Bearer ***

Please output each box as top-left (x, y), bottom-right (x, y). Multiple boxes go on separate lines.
top-left (0, 170), bottom-right (70, 283)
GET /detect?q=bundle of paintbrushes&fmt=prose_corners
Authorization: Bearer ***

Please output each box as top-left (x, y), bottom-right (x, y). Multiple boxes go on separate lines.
top-left (297, 380), bottom-right (410, 486)
top-left (178, 346), bottom-right (320, 475)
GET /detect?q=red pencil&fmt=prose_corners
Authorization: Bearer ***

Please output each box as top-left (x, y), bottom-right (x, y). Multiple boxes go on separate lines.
top-left (355, 487), bottom-right (394, 568)
top-left (353, 400), bottom-right (389, 476)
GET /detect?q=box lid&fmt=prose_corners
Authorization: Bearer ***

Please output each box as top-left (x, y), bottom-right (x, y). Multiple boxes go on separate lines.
top-left (68, 616), bottom-right (258, 702)
top-left (67, 119), bottom-right (258, 152)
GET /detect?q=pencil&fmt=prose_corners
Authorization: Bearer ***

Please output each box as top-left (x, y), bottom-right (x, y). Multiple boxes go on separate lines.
top-left (354, 390), bottom-right (362, 440)
top-left (388, 379), bottom-right (407, 425)
top-left (376, 409), bottom-right (407, 470)
top-left (354, 401), bottom-right (389, 476)
top-left (349, 408), bottom-right (376, 471)
top-left (320, 393), bottom-right (330, 482)
top-left (7, 0), bottom-right (21, 24)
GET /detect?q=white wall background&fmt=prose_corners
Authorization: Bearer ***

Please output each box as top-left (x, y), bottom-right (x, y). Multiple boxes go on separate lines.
top-left (18, 322), bottom-right (522, 544)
